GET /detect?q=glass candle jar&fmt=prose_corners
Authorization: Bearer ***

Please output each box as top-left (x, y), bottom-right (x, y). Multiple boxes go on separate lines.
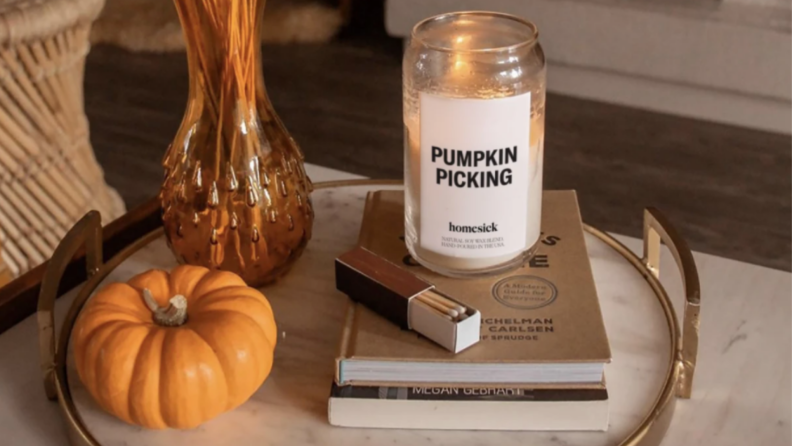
top-left (404, 11), bottom-right (546, 277)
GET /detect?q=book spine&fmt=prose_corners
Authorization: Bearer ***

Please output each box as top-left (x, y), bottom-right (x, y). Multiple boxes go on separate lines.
top-left (331, 384), bottom-right (608, 402)
top-left (334, 300), bottom-right (357, 385)
top-left (356, 191), bottom-right (380, 247)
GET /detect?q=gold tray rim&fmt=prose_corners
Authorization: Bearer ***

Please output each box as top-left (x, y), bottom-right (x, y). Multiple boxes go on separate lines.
top-left (38, 179), bottom-right (700, 446)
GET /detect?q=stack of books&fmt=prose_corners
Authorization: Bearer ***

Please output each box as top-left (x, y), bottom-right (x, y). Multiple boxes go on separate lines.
top-left (330, 191), bottom-right (611, 431)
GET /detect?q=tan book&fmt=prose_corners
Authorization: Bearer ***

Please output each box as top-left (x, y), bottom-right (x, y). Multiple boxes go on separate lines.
top-left (335, 190), bottom-right (611, 388)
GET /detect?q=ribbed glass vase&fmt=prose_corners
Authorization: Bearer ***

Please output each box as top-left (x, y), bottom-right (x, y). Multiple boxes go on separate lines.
top-left (160, 0), bottom-right (313, 286)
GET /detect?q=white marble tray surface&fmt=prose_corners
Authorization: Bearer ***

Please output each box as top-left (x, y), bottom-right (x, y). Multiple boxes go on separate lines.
top-left (0, 164), bottom-right (788, 446)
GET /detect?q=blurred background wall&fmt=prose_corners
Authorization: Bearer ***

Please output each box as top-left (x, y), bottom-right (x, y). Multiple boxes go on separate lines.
top-left (386, 0), bottom-right (792, 134)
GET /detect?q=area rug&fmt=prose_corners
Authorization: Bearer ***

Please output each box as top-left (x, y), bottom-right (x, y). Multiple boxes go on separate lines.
top-left (90, 0), bottom-right (343, 52)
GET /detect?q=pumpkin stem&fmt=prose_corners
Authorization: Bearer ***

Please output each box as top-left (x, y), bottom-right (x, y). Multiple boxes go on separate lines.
top-left (142, 288), bottom-right (188, 327)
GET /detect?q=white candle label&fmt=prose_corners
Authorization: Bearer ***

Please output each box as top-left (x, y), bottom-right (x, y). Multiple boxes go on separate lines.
top-left (419, 91), bottom-right (532, 259)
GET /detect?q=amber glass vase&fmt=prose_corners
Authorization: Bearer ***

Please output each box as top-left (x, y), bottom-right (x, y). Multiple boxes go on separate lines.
top-left (161, 0), bottom-right (313, 287)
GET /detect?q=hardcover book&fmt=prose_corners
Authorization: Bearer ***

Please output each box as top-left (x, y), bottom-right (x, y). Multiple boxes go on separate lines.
top-left (334, 190), bottom-right (611, 388)
top-left (328, 383), bottom-right (609, 431)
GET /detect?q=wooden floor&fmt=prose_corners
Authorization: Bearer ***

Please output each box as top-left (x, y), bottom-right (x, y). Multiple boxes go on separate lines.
top-left (84, 36), bottom-right (792, 271)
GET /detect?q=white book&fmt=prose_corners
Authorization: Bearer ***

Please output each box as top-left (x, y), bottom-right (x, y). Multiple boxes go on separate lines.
top-left (328, 384), bottom-right (609, 431)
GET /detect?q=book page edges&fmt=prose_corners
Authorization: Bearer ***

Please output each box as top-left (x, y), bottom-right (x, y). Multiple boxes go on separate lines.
top-left (337, 378), bottom-right (607, 390)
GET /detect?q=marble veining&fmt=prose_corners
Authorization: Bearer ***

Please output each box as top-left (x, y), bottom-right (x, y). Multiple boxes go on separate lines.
top-left (67, 184), bottom-right (667, 446)
top-left (0, 168), bottom-right (788, 445)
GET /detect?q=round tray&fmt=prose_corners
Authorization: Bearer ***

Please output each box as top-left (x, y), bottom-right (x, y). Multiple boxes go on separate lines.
top-left (37, 180), bottom-right (700, 446)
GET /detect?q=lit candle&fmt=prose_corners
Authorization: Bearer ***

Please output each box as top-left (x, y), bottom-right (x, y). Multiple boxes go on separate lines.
top-left (403, 12), bottom-right (546, 277)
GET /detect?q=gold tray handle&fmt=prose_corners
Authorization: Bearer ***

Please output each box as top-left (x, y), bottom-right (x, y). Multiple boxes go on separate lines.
top-left (37, 211), bottom-right (103, 401)
top-left (642, 207), bottom-right (701, 399)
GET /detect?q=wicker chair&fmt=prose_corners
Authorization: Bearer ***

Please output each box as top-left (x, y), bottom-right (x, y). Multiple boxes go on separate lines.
top-left (0, 241), bottom-right (11, 286)
top-left (0, 0), bottom-right (124, 277)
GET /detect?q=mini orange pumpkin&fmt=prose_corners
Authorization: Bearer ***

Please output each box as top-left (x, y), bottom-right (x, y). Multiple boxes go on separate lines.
top-left (72, 265), bottom-right (277, 429)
